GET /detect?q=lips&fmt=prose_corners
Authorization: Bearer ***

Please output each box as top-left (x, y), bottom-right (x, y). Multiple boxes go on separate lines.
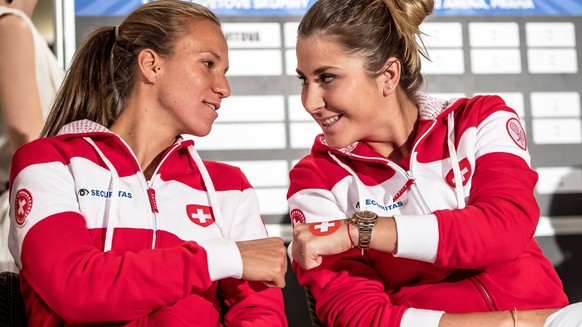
top-left (204, 102), bottom-right (218, 111)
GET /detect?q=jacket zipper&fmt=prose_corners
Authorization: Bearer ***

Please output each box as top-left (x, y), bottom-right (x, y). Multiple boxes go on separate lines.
top-left (473, 277), bottom-right (498, 310)
top-left (130, 143), bottom-right (181, 249)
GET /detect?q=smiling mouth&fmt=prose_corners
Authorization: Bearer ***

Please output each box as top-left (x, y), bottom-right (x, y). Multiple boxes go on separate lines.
top-left (322, 115), bottom-right (341, 127)
top-left (204, 102), bottom-right (217, 111)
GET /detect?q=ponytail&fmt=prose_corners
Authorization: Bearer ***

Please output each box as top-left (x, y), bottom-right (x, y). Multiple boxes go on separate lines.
top-left (42, 26), bottom-right (118, 137)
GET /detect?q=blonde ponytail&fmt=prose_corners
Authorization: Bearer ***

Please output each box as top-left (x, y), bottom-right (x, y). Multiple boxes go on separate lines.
top-left (382, 0), bottom-right (433, 74)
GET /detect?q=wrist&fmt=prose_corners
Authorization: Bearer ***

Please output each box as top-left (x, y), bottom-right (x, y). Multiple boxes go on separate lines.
top-left (345, 219), bottom-right (357, 248)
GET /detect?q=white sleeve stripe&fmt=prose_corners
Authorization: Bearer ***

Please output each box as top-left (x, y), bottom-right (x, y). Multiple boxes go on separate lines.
top-left (394, 214), bottom-right (439, 263)
top-left (401, 308), bottom-right (444, 327)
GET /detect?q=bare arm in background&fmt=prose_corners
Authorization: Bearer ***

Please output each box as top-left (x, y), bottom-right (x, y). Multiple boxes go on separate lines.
top-left (0, 13), bottom-right (45, 153)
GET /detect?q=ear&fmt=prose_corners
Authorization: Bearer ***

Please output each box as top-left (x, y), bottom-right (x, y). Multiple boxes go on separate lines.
top-left (137, 49), bottom-right (162, 84)
top-left (377, 57), bottom-right (400, 96)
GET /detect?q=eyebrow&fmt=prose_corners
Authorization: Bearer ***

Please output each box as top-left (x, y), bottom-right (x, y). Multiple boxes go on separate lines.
top-left (296, 65), bottom-right (337, 76)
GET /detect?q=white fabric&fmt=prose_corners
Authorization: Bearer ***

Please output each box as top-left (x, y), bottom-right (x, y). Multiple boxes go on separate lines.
top-left (544, 302), bottom-right (582, 327)
top-left (393, 214), bottom-right (439, 262)
top-left (400, 308), bottom-right (444, 327)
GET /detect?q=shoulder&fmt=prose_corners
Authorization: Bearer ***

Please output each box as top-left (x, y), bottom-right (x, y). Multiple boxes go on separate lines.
top-left (203, 160), bottom-right (252, 191)
top-left (12, 136), bottom-right (90, 174)
top-left (0, 11), bottom-right (31, 43)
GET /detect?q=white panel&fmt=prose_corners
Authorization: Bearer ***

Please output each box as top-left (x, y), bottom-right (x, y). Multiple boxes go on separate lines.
top-left (471, 49), bottom-right (521, 74)
top-left (224, 160), bottom-right (289, 187)
top-left (421, 22), bottom-right (463, 48)
top-left (530, 92), bottom-right (581, 118)
top-left (421, 49), bottom-right (465, 74)
top-left (284, 22), bottom-right (300, 48)
top-left (223, 23), bottom-right (281, 48)
top-left (285, 49), bottom-right (298, 76)
top-left (228, 50), bottom-right (282, 76)
top-left (532, 118), bottom-right (582, 144)
top-left (474, 92), bottom-right (525, 117)
top-left (218, 96), bottom-right (285, 122)
top-left (536, 167), bottom-right (582, 194)
top-left (526, 23), bottom-right (576, 47)
top-left (469, 23), bottom-right (520, 48)
top-left (256, 188), bottom-right (289, 215)
top-left (288, 95), bottom-right (312, 122)
top-left (193, 123), bottom-right (287, 149)
top-left (290, 122), bottom-right (321, 149)
top-left (527, 49), bottom-right (578, 74)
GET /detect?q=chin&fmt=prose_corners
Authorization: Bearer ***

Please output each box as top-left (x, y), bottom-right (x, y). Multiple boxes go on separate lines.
top-left (324, 137), bottom-right (353, 150)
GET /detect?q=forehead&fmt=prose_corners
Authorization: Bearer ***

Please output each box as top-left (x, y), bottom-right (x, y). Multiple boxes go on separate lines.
top-left (174, 19), bottom-right (228, 56)
top-left (296, 35), bottom-right (364, 70)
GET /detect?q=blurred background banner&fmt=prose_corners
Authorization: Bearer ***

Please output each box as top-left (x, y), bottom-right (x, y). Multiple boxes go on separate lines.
top-left (71, 0), bottom-right (582, 16)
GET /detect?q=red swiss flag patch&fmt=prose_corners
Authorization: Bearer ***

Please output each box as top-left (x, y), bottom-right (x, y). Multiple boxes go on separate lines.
top-left (186, 204), bottom-right (215, 227)
top-left (15, 189), bottom-right (33, 226)
top-left (309, 220), bottom-right (342, 236)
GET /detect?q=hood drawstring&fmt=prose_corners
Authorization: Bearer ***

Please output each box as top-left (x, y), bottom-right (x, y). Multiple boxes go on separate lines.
top-left (328, 152), bottom-right (366, 211)
top-left (187, 145), bottom-right (226, 237)
top-left (446, 112), bottom-right (466, 209)
top-left (83, 137), bottom-right (119, 252)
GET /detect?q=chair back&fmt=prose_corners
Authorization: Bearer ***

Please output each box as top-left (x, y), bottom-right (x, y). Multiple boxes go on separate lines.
top-left (0, 271), bottom-right (27, 327)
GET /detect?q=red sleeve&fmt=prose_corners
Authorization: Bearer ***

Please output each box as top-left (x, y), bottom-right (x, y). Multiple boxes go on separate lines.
top-left (434, 152), bottom-right (540, 268)
top-left (294, 250), bottom-right (406, 327)
top-left (19, 213), bottom-right (214, 323)
top-left (218, 278), bottom-right (287, 326)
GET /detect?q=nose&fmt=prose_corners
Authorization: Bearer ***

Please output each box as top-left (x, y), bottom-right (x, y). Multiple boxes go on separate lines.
top-left (214, 74), bottom-right (231, 98)
top-left (302, 84), bottom-right (324, 115)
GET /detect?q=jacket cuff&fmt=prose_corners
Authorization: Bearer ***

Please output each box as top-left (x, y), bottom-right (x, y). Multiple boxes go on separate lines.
top-left (393, 214), bottom-right (439, 262)
top-left (401, 308), bottom-right (444, 327)
top-left (198, 238), bottom-right (243, 281)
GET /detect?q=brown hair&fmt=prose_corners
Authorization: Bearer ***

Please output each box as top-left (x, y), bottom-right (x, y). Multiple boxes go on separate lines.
top-left (297, 0), bottom-right (433, 102)
top-left (42, 0), bottom-right (220, 137)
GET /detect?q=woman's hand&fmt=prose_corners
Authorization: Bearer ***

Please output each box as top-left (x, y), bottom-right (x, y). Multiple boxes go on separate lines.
top-left (292, 219), bottom-right (354, 270)
top-left (236, 237), bottom-right (288, 288)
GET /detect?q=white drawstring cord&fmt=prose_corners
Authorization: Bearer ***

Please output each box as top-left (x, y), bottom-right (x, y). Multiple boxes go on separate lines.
top-left (446, 112), bottom-right (466, 209)
top-left (329, 152), bottom-right (366, 211)
top-left (83, 137), bottom-right (119, 252)
top-left (187, 146), bottom-right (226, 237)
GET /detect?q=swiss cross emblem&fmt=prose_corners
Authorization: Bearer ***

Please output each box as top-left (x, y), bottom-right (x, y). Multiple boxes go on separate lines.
top-left (445, 158), bottom-right (473, 188)
top-left (290, 209), bottom-right (306, 227)
top-left (309, 220), bottom-right (342, 236)
top-left (186, 204), bottom-right (215, 227)
top-left (14, 189), bottom-right (32, 226)
top-left (506, 118), bottom-right (527, 150)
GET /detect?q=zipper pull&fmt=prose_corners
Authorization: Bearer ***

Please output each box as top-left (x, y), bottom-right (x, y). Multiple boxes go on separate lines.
top-left (147, 188), bottom-right (159, 213)
top-left (393, 178), bottom-right (415, 202)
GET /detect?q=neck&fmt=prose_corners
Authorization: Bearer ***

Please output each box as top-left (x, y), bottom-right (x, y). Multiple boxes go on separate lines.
top-left (109, 106), bottom-right (177, 179)
top-left (367, 95), bottom-right (419, 162)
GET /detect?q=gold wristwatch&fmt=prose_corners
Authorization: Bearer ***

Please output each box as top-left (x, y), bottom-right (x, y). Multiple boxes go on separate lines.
top-left (349, 210), bottom-right (378, 249)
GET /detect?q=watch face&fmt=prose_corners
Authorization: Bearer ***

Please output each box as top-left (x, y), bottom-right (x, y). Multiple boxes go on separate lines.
top-left (355, 210), bottom-right (378, 220)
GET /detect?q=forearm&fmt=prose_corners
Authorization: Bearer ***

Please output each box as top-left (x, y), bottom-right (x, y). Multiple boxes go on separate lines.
top-left (439, 308), bottom-right (558, 327)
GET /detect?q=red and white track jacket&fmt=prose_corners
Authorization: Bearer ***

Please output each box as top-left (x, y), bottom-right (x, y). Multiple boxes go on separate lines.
top-left (9, 120), bottom-right (286, 326)
top-left (287, 94), bottom-right (568, 327)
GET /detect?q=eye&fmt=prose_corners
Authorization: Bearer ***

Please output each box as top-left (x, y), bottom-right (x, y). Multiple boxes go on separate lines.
top-left (202, 60), bottom-right (214, 69)
top-left (320, 74), bottom-right (335, 84)
top-left (297, 75), bottom-right (307, 86)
